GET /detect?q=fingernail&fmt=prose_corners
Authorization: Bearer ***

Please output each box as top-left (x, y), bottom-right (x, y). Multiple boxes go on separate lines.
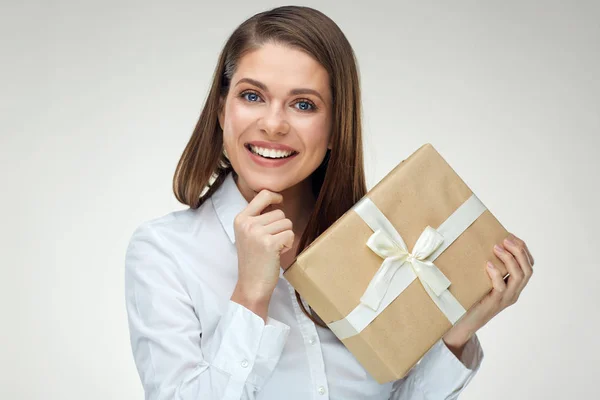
top-left (494, 244), bottom-right (505, 253)
top-left (487, 261), bottom-right (495, 269)
top-left (504, 238), bottom-right (515, 245)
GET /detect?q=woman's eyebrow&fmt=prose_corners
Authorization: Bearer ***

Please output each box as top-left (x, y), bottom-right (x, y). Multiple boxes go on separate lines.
top-left (235, 77), bottom-right (325, 102)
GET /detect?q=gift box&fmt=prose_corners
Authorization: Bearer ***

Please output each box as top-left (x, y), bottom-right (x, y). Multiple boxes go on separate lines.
top-left (283, 143), bottom-right (509, 383)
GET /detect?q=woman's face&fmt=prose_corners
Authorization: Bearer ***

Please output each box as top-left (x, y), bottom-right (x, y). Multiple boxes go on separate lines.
top-left (218, 42), bottom-right (332, 195)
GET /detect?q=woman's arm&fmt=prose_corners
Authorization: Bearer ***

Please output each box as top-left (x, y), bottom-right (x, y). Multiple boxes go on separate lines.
top-left (124, 223), bottom-right (290, 400)
top-left (389, 334), bottom-right (484, 400)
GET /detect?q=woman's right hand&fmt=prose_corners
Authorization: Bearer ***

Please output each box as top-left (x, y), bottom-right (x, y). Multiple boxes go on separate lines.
top-left (232, 189), bottom-right (295, 304)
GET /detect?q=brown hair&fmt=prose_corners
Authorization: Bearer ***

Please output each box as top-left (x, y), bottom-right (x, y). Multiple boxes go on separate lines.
top-left (173, 5), bottom-right (367, 328)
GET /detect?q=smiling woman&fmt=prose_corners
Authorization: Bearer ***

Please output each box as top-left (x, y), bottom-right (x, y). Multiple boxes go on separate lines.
top-left (124, 5), bottom-right (485, 400)
top-left (218, 42), bottom-right (333, 196)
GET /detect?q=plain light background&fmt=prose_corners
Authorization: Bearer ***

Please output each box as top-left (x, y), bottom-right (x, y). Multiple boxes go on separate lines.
top-left (2, 0), bottom-right (599, 399)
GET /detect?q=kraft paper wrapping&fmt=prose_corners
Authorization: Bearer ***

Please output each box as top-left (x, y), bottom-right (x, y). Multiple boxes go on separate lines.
top-left (283, 143), bottom-right (509, 383)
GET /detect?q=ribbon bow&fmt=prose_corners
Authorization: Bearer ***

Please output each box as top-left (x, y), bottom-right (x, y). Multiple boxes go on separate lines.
top-left (359, 226), bottom-right (452, 311)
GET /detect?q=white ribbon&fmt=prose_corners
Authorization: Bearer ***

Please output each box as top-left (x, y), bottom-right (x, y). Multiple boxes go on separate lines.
top-left (327, 193), bottom-right (487, 340)
top-left (360, 226), bottom-right (451, 311)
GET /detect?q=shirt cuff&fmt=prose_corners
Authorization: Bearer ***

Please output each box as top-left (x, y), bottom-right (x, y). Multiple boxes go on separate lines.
top-left (207, 300), bottom-right (291, 389)
top-left (415, 333), bottom-right (484, 398)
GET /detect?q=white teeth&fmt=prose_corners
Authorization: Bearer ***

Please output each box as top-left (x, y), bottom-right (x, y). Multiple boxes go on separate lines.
top-left (249, 144), bottom-right (295, 159)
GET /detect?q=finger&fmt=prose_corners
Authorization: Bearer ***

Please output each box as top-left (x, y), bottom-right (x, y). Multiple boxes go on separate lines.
top-left (523, 242), bottom-right (534, 267)
top-left (272, 230), bottom-right (295, 254)
top-left (493, 243), bottom-right (523, 302)
top-left (503, 237), bottom-right (533, 293)
top-left (527, 250), bottom-right (534, 267)
top-left (254, 209), bottom-right (286, 225)
top-left (507, 233), bottom-right (535, 267)
top-left (241, 190), bottom-right (283, 217)
top-left (486, 260), bottom-right (507, 302)
top-left (263, 218), bottom-right (293, 235)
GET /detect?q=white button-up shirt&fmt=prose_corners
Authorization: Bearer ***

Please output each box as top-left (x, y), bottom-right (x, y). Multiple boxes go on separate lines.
top-left (125, 171), bottom-right (484, 400)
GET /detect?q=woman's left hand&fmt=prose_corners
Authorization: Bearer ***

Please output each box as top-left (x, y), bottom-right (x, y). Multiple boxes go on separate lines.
top-left (442, 233), bottom-right (535, 354)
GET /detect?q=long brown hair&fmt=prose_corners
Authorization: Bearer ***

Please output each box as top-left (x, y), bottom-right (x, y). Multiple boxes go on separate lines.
top-left (173, 5), bottom-right (367, 328)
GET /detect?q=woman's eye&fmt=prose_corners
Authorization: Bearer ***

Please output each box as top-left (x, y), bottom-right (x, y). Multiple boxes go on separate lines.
top-left (294, 100), bottom-right (317, 112)
top-left (241, 91), bottom-right (262, 102)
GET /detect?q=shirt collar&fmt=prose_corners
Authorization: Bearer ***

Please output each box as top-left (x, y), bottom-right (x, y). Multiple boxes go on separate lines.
top-left (211, 171), bottom-right (249, 244)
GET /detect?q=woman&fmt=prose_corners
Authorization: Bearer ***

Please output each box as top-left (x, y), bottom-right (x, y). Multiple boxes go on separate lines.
top-left (124, 5), bottom-right (535, 399)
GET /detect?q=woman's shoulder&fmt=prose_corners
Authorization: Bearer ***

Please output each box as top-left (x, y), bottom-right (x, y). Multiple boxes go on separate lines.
top-left (128, 200), bottom-right (221, 246)
top-left (129, 199), bottom-right (227, 256)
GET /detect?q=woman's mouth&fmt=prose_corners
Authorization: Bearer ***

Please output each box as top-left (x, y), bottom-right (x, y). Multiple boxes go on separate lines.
top-left (244, 144), bottom-right (299, 167)
top-left (245, 144), bottom-right (298, 159)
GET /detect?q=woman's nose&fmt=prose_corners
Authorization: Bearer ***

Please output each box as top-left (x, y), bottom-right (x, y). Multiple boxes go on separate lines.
top-left (258, 104), bottom-right (290, 136)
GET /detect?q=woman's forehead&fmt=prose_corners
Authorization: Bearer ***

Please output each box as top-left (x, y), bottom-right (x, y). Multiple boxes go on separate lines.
top-left (232, 43), bottom-right (330, 98)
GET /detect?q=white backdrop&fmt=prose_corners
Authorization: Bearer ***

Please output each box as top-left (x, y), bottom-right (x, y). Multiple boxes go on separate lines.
top-left (2, 1), bottom-right (599, 399)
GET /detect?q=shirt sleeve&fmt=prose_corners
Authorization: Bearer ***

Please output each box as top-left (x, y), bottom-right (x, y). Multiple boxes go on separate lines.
top-left (389, 333), bottom-right (484, 400)
top-left (124, 223), bottom-right (291, 400)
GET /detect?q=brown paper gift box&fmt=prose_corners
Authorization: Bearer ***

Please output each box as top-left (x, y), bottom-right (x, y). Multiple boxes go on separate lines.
top-left (283, 143), bottom-right (509, 384)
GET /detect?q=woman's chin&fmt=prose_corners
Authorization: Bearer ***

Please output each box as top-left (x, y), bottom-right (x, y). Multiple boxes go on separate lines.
top-left (250, 181), bottom-right (289, 194)
top-left (238, 173), bottom-right (288, 194)
top-left (236, 168), bottom-right (310, 195)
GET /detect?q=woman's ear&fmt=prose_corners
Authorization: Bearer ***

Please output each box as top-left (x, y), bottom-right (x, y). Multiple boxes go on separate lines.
top-left (217, 96), bottom-right (225, 131)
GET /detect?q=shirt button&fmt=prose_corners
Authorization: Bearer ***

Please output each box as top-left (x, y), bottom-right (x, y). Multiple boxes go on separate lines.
top-left (241, 359), bottom-right (249, 368)
top-left (317, 386), bottom-right (326, 395)
top-left (308, 337), bottom-right (316, 345)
